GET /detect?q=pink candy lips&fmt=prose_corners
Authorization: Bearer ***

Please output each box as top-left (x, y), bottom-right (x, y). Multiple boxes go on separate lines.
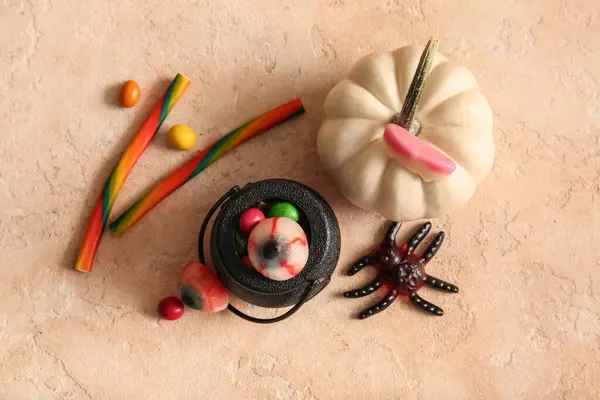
top-left (382, 124), bottom-right (456, 182)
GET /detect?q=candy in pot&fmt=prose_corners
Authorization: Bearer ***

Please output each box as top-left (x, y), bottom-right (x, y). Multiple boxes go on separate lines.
top-left (196, 179), bottom-right (341, 324)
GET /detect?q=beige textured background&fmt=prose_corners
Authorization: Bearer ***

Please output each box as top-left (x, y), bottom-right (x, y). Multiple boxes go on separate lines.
top-left (1, 0), bottom-right (599, 399)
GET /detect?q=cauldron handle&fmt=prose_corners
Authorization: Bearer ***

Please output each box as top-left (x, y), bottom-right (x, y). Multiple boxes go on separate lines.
top-left (197, 185), bottom-right (241, 266)
top-left (198, 185), bottom-right (325, 324)
top-left (226, 277), bottom-right (328, 324)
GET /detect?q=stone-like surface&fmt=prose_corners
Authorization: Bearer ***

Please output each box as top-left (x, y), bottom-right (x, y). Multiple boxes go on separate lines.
top-left (1, 0), bottom-right (599, 398)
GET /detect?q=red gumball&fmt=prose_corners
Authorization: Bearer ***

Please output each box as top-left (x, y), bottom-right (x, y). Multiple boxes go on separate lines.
top-left (238, 208), bottom-right (265, 234)
top-left (158, 296), bottom-right (185, 320)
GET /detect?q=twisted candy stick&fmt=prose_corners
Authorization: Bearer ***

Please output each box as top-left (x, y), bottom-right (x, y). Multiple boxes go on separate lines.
top-left (109, 98), bottom-right (305, 236)
top-left (74, 74), bottom-right (191, 272)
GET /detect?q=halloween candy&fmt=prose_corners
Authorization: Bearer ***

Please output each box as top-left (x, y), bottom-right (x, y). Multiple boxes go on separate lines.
top-left (121, 80), bottom-right (141, 108)
top-left (383, 123), bottom-right (456, 182)
top-left (248, 217), bottom-right (309, 281)
top-left (168, 124), bottom-right (196, 150)
top-left (158, 296), bottom-right (185, 320)
top-left (344, 221), bottom-right (459, 319)
top-left (238, 208), bottom-right (265, 235)
top-left (74, 73), bottom-right (190, 272)
top-left (180, 261), bottom-right (229, 312)
top-left (267, 201), bottom-right (300, 222)
top-left (109, 98), bottom-right (305, 235)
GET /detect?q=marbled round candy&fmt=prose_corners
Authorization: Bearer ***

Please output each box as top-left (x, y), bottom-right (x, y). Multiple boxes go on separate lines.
top-left (248, 217), bottom-right (309, 281)
top-left (180, 261), bottom-right (229, 312)
top-left (238, 208), bottom-right (265, 234)
top-left (268, 201), bottom-right (300, 222)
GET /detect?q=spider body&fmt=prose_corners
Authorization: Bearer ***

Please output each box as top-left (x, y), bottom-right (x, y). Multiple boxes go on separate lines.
top-left (344, 221), bottom-right (459, 319)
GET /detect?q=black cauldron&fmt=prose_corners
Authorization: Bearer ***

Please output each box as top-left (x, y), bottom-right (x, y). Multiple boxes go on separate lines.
top-left (198, 179), bottom-right (341, 324)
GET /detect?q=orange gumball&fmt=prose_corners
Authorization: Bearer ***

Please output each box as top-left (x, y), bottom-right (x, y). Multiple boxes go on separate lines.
top-left (121, 80), bottom-right (140, 108)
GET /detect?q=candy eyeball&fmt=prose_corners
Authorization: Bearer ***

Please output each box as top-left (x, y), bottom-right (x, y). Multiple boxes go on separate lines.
top-left (180, 261), bottom-right (229, 312)
top-left (248, 217), bottom-right (309, 281)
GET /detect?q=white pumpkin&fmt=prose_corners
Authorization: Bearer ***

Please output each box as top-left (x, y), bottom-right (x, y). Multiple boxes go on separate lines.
top-left (317, 44), bottom-right (494, 221)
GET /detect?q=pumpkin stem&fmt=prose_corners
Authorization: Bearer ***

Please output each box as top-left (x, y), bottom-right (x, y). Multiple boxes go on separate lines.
top-left (391, 37), bottom-right (439, 135)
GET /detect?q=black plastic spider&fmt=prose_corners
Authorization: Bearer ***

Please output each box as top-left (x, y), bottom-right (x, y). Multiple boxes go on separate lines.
top-left (344, 221), bottom-right (459, 319)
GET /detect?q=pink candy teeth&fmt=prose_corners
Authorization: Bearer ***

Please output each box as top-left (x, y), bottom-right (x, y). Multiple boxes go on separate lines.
top-left (248, 217), bottom-right (309, 281)
top-left (383, 123), bottom-right (456, 182)
top-left (180, 261), bottom-right (229, 312)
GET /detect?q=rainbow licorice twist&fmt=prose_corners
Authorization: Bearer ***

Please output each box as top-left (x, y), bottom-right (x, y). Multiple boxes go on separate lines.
top-left (74, 74), bottom-right (190, 272)
top-left (109, 98), bottom-right (305, 235)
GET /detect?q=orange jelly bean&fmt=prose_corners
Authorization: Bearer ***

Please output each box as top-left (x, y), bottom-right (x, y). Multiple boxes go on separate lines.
top-left (120, 80), bottom-right (140, 107)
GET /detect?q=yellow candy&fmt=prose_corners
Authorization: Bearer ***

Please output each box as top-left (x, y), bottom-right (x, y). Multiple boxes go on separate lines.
top-left (168, 124), bottom-right (196, 150)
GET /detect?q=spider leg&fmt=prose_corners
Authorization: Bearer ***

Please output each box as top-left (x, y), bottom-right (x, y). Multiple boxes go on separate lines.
top-left (422, 231), bottom-right (444, 262)
top-left (384, 221), bottom-right (402, 247)
top-left (425, 275), bottom-right (459, 293)
top-left (406, 222), bottom-right (432, 254)
top-left (410, 293), bottom-right (444, 316)
top-left (348, 255), bottom-right (376, 276)
top-left (358, 290), bottom-right (398, 319)
top-left (343, 279), bottom-right (382, 298)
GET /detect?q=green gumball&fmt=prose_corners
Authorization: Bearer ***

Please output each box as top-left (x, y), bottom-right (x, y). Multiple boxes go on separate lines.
top-left (268, 201), bottom-right (300, 222)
